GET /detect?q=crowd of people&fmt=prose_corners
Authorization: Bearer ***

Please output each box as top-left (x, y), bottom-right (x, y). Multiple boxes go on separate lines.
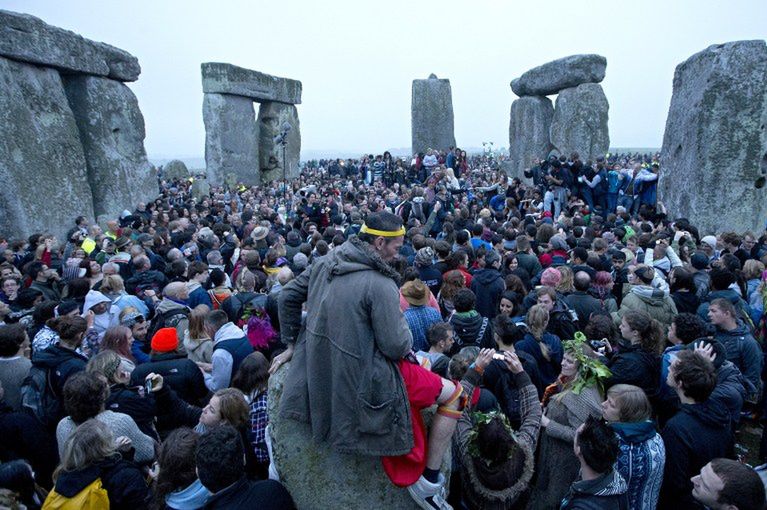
top-left (0, 147), bottom-right (766, 509)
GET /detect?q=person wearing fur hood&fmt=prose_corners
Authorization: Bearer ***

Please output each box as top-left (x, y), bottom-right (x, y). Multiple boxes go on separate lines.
top-left (453, 349), bottom-right (541, 509)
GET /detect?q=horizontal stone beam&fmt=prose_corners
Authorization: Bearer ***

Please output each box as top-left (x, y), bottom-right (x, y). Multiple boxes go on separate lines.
top-left (0, 9), bottom-right (140, 81)
top-left (201, 62), bottom-right (302, 104)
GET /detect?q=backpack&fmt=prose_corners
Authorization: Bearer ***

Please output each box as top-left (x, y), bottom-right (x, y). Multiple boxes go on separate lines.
top-left (43, 478), bottom-right (110, 509)
top-left (146, 308), bottom-right (189, 344)
top-left (20, 364), bottom-right (62, 431)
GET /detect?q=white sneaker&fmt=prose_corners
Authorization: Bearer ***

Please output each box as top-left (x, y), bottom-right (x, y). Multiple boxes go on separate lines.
top-left (407, 474), bottom-right (453, 510)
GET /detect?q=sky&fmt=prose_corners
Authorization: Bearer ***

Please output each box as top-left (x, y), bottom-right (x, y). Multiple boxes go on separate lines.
top-left (4, 0), bottom-right (767, 160)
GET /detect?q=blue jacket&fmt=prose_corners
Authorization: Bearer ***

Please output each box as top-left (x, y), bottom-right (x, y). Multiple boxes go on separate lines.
top-left (610, 421), bottom-right (665, 510)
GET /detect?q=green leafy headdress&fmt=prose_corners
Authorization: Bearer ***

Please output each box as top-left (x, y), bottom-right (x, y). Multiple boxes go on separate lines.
top-left (562, 332), bottom-right (612, 394)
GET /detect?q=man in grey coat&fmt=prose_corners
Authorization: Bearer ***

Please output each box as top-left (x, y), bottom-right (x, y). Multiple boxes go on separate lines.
top-left (273, 211), bottom-right (460, 510)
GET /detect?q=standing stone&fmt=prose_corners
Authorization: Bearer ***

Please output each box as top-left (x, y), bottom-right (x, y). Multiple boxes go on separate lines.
top-left (203, 93), bottom-right (259, 186)
top-left (63, 75), bottom-right (156, 222)
top-left (191, 177), bottom-right (210, 201)
top-left (268, 362), bottom-right (450, 510)
top-left (659, 40), bottom-right (767, 234)
top-left (0, 10), bottom-right (141, 81)
top-left (257, 102), bottom-right (301, 183)
top-left (162, 159), bottom-right (190, 181)
top-left (508, 96), bottom-right (554, 178)
top-left (0, 56), bottom-right (94, 239)
top-left (549, 83), bottom-right (609, 162)
top-left (201, 62), bottom-right (302, 104)
top-left (411, 74), bottom-right (456, 154)
top-left (511, 54), bottom-right (606, 97)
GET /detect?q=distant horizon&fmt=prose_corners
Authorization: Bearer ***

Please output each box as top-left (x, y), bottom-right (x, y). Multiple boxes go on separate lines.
top-left (150, 146), bottom-right (662, 169)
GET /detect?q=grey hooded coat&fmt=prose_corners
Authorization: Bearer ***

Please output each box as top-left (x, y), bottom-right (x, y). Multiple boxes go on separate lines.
top-left (278, 237), bottom-right (415, 456)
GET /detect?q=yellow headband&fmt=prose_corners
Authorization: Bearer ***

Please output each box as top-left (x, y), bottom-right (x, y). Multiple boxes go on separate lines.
top-left (360, 223), bottom-right (405, 237)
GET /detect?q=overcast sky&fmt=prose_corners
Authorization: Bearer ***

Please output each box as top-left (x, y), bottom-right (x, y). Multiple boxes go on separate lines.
top-left (6, 0), bottom-right (766, 158)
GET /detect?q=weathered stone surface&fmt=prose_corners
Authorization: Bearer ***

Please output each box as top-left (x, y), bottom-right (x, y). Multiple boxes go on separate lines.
top-left (412, 74), bottom-right (456, 154)
top-left (63, 75), bottom-right (156, 221)
top-left (191, 177), bottom-right (210, 201)
top-left (508, 96), bottom-right (554, 178)
top-left (268, 362), bottom-right (450, 510)
top-left (549, 83), bottom-right (609, 162)
top-left (659, 40), bottom-right (767, 234)
top-left (511, 54), bottom-right (606, 97)
top-left (201, 63), bottom-right (302, 104)
top-left (258, 102), bottom-right (301, 182)
top-left (0, 10), bottom-right (140, 81)
top-left (203, 93), bottom-right (260, 186)
top-left (0, 56), bottom-right (94, 239)
top-left (162, 159), bottom-right (190, 181)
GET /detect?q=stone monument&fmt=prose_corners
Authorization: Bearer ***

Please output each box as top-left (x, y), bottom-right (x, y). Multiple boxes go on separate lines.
top-left (268, 362), bottom-right (451, 510)
top-left (509, 54), bottom-right (609, 178)
top-left (659, 40), bottom-right (767, 234)
top-left (201, 62), bottom-right (302, 186)
top-left (0, 9), bottom-right (156, 238)
top-left (411, 74), bottom-right (456, 155)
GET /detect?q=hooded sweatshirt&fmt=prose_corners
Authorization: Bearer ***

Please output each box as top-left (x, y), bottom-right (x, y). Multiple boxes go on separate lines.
top-left (616, 285), bottom-right (677, 328)
top-left (470, 268), bottom-right (505, 319)
top-left (659, 400), bottom-right (732, 508)
top-left (82, 290), bottom-right (119, 338)
top-left (449, 310), bottom-right (494, 354)
top-left (610, 420), bottom-right (665, 510)
top-left (205, 322), bottom-right (251, 391)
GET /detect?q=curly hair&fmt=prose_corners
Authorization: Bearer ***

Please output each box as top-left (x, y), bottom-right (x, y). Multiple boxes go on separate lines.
top-left (671, 313), bottom-right (710, 344)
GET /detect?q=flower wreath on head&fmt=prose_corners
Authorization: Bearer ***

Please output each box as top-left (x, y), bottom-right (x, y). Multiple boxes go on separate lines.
top-left (562, 332), bottom-right (612, 395)
top-left (466, 410), bottom-right (518, 466)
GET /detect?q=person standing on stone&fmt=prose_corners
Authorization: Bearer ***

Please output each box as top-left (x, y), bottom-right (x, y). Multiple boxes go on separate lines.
top-left (272, 211), bottom-right (462, 510)
top-left (543, 160), bottom-right (567, 219)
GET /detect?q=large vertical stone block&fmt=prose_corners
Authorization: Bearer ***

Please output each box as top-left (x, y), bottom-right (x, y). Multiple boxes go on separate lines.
top-left (508, 96), bottom-right (554, 178)
top-left (0, 56), bottom-right (94, 239)
top-left (268, 362), bottom-right (450, 510)
top-left (203, 93), bottom-right (260, 186)
top-left (659, 40), bottom-right (767, 234)
top-left (257, 102), bottom-right (301, 183)
top-left (549, 83), bottom-right (609, 163)
top-left (63, 75), bottom-right (156, 221)
top-left (411, 74), bottom-right (456, 154)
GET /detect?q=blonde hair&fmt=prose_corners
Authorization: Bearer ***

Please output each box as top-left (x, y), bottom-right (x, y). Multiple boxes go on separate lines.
top-left (556, 266), bottom-right (574, 294)
top-left (100, 274), bottom-right (126, 294)
top-left (607, 384), bottom-right (652, 422)
top-left (743, 259), bottom-right (765, 281)
top-left (526, 304), bottom-right (551, 361)
top-left (57, 419), bottom-right (116, 476)
top-left (86, 350), bottom-right (124, 384)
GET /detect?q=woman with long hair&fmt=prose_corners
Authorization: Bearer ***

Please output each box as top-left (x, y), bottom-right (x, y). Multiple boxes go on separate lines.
top-left (183, 304), bottom-right (212, 363)
top-left (152, 428), bottom-right (210, 510)
top-left (602, 384), bottom-right (665, 509)
top-left (555, 265), bottom-right (575, 296)
top-left (231, 352), bottom-right (271, 479)
top-left (99, 326), bottom-right (137, 375)
top-left (605, 310), bottom-right (665, 405)
top-left (45, 419), bottom-right (150, 509)
top-left (530, 335), bottom-right (609, 509)
top-left (516, 304), bottom-right (563, 386)
top-left (437, 270), bottom-right (465, 319)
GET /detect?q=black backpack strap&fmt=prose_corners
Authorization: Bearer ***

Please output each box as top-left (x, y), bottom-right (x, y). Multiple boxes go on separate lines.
top-left (476, 317), bottom-right (489, 344)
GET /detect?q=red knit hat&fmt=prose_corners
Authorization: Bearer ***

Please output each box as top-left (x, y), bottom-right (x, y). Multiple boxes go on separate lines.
top-left (151, 327), bottom-right (178, 353)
